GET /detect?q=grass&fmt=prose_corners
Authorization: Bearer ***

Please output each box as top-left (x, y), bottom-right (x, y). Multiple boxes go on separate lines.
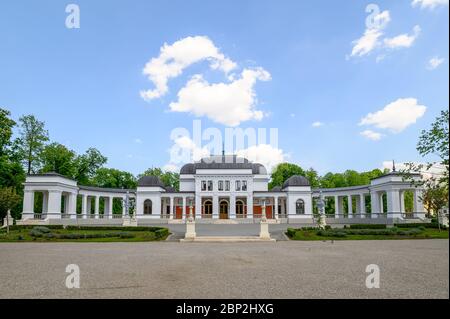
top-left (287, 227), bottom-right (449, 241)
top-left (0, 226), bottom-right (170, 242)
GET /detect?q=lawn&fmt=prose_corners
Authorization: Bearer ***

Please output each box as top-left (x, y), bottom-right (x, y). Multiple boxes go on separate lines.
top-left (0, 225), bottom-right (170, 242)
top-left (287, 225), bottom-right (449, 241)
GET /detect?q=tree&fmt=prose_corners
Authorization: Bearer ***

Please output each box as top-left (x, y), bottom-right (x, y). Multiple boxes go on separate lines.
top-left (269, 163), bottom-right (305, 189)
top-left (305, 168), bottom-right (320, 188)
top-left (0, 187), bottom-right (21, 230)
top-left (139, 168), bottom-right (180, 190)
top-left (17, 115), bottom-right (49, 174)
top-left (90, 168), bottom-right (137, 189)
top-left (74, 148), bottom-right (107, 184)
top-left (39, 143), bottom-right (77, 178)
top-left (403, 110), bottom-right (449, 222)
top-left (0, 108), bottom-right (16, 157)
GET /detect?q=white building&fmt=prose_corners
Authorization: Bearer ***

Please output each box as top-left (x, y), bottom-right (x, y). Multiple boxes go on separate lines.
top-left (18, 155), bottom-right (426, 225)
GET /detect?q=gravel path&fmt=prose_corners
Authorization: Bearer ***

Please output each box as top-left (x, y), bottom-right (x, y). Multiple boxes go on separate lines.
top-left (0, 239), bottom-right (447, 299)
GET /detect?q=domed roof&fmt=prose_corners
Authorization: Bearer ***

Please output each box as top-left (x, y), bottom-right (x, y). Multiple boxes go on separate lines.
top-left (137, 175), bottom-right (165, 187)
top-left (282, 175), bottom-right (310, 188)
top-left (179, 155), bottom-right (267, 175)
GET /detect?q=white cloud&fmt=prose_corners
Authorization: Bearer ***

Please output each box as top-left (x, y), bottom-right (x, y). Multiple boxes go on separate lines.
top-left (312, 121), bottom-right (324, 127)
top-left (412, 0), bottom-right (449, 9)
top-left (360, 130), bottom-right (384, 141)
top-left (236, 144), bottom-right (287, 173)
top-left (290, 113), bottom-right (296, 118)
top-left (350, 10), bottom-right (390, 57)
top-left (163, 163), bottom-right (179, 173)
top-left (173, 136), bottom-right (210, 161)
top-left (169, 68), bottom-right (271, 126)
top-left (382, 161), bottom-right (447, 179)
top-left (359, 98), bottom-right (427, 133)
top-left (427, 56), bottom-right (445, 70)
top-left (134, 138), bottom-right (143, 144)
top-left (140, 36), bottom-right (237, 100)
top-left (384, 25), bottom-right (421, 49)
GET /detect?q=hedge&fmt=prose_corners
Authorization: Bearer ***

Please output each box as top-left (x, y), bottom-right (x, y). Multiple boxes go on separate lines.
top-left (64, 226), bottom-right (167, 232)
top-left (395, 223), bottom-right (447, 230)
top-left (9, 225), bottom-right (64, 231)
top-left (316, 227), bottom-right (425, 237)
top-left (348, 224), bottom-right (387, 229)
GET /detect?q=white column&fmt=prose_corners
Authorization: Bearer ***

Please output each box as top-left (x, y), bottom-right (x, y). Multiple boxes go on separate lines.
top-left (182, 196), bottom-right (186, 220)
top-left (371, 192), bottom-right (380, 218)
top-left (107, 196), bottom-right (113, 219)
top-left (169, 197), bottom-right (173, 219)
top-left (274, 196), bottom-right (279, 220)
top-left (22, 190), bottom-right (35, 220)
top-left (334, 196), bottom-right (340, 218)
top-left (94, 196), bottom-right (99, 219)
top-left (81, 194), bottom-right (88, 219)
top-left (379, 193), bottom-right (384, 216)
top-left (47, 190), bottom-right (62, 219)
top-left (399, 191), bottom-right (405, 213)
top-left (413, 189), bottom-right (425, 218)
top-left (212, 195), bottom-right (219, 219)
top-left (360, 194), bottom-right (366, 218)
top-left (42, 191), bottom-right (49, 215)
top-left (347, 195), bottom-right (353, 219)
top-left (247, 195), bottom-right (253, 219)
top-left (387, 190), bottom-right (401, 219)
top-left (87, 196), bottom-right (92, 217)
top-left (195, 194), bottom-right (201, 219)
top-left (67, 193), bottom-right (77, 219)
top-left (230, 195), bottom-right (236, 219)
top-left (122, 196), bottom-right (126, 216)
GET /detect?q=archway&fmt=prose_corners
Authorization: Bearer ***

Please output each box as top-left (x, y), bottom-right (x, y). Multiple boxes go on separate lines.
top-left (203, 200), bottom-right (213, 218)
top-left (219, 200), bottom-right (229, 219)
top-left (144, 199), bottom-right (152, 215)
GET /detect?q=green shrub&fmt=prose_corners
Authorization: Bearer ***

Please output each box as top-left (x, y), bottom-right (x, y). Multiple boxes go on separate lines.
top-left (65, 226), bottom-right (167, 232)
top-left (349, 224), bottom-right (386, 229)
top-left (395, 223), bottom-right (446, 229)
top-left (33, 226), bottom-right (51, 233)
top-left (154, 228), bottom-right (169, 239)
top-left (286, 228), bottom-right (297, 237)
top-left (10, 225), bottom-right (64, 231)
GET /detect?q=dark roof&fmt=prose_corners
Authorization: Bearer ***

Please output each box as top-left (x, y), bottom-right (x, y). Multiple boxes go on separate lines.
top-left (180, 155), bottom-right (267, 175)
top-left (137, 175), bottom-right (165, 187)
top-left (270, 186), bottom-right (283, 192)
top-left (164, 186), bottom-right (176, 193)
top-left (79, 185), bottom-right (135, 194)
top-left (282, 175), bottom-right (310, 188)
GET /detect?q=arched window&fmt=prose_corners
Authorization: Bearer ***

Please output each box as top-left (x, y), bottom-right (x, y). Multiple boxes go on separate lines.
top-left (203, 200), bottom-right (212, 215)
top-left (144, 199), bottom-right (152, 215)
top-left (296, 199), bottom-right (305, 215)
top-left (236, 200), bottom-right (244, 215)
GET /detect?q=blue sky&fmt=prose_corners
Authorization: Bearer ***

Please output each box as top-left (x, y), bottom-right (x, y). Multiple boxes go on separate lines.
top-left (1, 0), bottom-right (448, 175)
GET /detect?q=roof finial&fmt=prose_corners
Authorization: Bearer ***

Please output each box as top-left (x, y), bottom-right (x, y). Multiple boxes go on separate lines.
top-left (222, 142), bottom-right (225, 156)
top-left (392, 159), bottom-right (396, 172)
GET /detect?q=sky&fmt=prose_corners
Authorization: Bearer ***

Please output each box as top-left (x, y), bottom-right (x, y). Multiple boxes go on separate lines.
top-left (1, 0), bottom-right (448, 176)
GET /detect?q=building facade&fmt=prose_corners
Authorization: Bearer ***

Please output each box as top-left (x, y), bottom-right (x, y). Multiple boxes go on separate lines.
top-left (18, 155), bottom-right (426, 225)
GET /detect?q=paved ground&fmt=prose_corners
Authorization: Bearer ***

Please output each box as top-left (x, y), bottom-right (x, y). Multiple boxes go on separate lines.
top-left (0, 239), bottom-right (448, 298)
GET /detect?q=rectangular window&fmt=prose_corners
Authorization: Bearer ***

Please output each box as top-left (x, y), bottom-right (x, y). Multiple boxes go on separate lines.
top-left (208, 180), bottom-right (213, 191)
top-left (201, 181), bottom-right (206, 191)
top-left (242, 180), bottom-right (247, 191)
top-left (225, 181), bottom-right (230, 191)
top-left (218, 180), bottom-right (224, 191)
top-left (235, 180), bottom-right (241, 191)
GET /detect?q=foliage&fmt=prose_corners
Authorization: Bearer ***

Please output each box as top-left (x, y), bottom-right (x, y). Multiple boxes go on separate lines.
top-left (39, 142), bottom-right (77, 177)
top-left (0, 187), bottom-right (22, 221)
top-left (16, 114), bottom-right (49, 174)
top-left (0, 108), bottom-right (16, 157)
top-left (90, 167), bottom-right (137, 189)
top-left (269, 163), bottom-right (305, 189)
top-left (73, 148), bottom-right (107, 184)
top-left (348, 224), bottom-right (386, 229)
top-left (139, 167), bottom-right (179, 190)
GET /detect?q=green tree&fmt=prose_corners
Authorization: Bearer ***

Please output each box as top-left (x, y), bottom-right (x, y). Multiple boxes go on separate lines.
top-left (269, 163), bottom-right (305, 189)
top-left (74, 148), bottom-right (107, 184)
top-left (305, 168), bottom-right (320, 188)
top-left (90, 168), bottom-right (137, 189)
top-left (0, 108), bottom-right (16, 157)
top-left (0, 187), bottom-right (22, 225)
top-left (39, 142), bottom-right (77, 178)
top-left (17, 114), bottom-right (49, 174)
top-left (139, 167), bottom-right (180, 190)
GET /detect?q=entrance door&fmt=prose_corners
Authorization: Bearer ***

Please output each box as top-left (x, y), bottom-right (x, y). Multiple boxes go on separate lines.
top-left (219, 201), bottom-right (228, 219)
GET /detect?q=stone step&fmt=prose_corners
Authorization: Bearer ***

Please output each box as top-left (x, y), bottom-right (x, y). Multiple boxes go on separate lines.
top-left (180, 236), bottom-right (276, 243)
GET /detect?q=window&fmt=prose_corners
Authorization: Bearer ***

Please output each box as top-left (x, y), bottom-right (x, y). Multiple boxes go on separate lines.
top-left (235, 180), bottom-right (241, 191)
top-left (218, 181), bottom-right (224, 191)
top-left (225, 181), bottom-right (230, 191)
top-left (144, 199), bottom-right (152, 215)
top-left (201, 181), bottom-right (207, 191)
top-left (296, 199), bottom-right (305, 215)
top-left (207, 180), bottom-right (213, 191)
top-left (242, 181), bottom-right (247, 191)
